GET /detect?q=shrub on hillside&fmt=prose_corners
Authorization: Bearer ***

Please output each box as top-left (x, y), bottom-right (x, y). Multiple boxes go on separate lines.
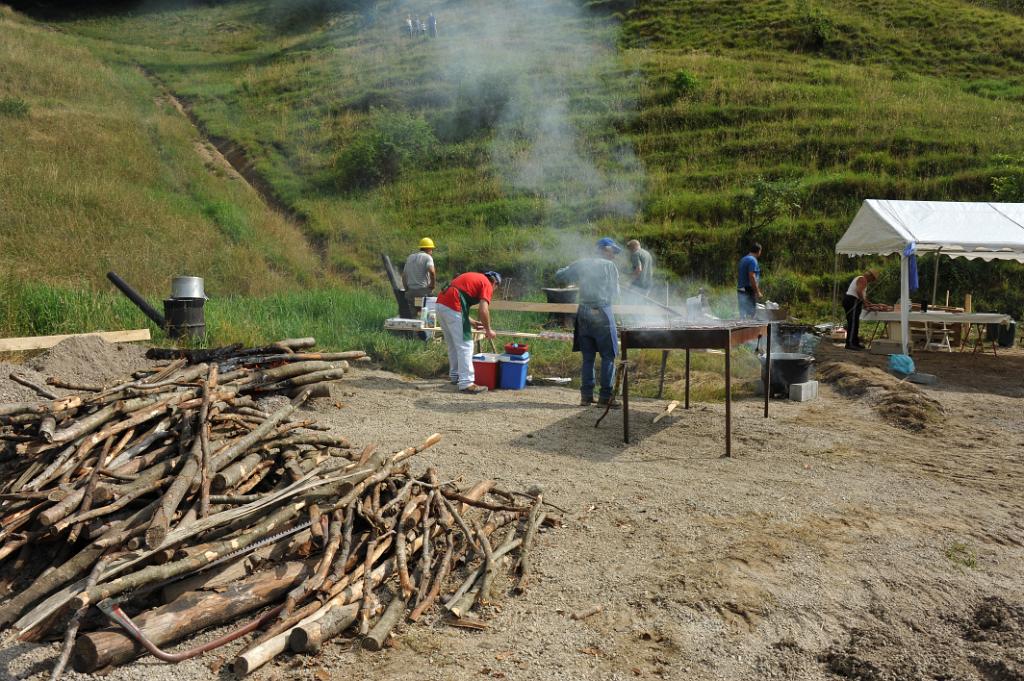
top-left (435, 74), bottom-right (518, 143)
top-left (991, 154), bottom-right (1024, 201)
top-left (333, 110), bottom-right (437, 189)
top-left (768, 270), bottom-right (812, 304)
top-left (671, 70), bottom-right (701, 98)
top-left (0, 97), bottom-right (29, 119)
top-left (782, 1), bottom-right (865, 59)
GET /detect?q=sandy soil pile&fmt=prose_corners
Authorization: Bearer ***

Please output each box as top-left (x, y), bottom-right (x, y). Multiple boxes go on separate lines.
top-left (818, 361), bottom-right (944, 431)
top-left (27, 336), bottom-right (151, 388)
top-left (0, 339), bottom-right (1021, 681)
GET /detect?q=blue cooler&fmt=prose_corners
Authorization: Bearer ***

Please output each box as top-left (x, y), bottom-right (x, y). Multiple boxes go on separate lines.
top-left (498, 352), bottom-right (530, 390)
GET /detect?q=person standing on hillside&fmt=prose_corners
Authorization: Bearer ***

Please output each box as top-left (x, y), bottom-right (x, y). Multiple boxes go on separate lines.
top-left (556, 238), bottom-right (622, 407)
top-left (737, 242), bottom-right (763, 319)
top-left (436, 271), bottom-right (501, 394)
top-left (626, 239), bottom-right (654, 291)
top-left (402, 237), bottom-right (437, 315)
top-left (427, 12), bottom-right (437, 37)
top-left (842, 269), bottom-right (878, 350)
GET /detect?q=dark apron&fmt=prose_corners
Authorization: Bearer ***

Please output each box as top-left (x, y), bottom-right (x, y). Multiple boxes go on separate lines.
top-left (572, 305), bottom-right (619, 356)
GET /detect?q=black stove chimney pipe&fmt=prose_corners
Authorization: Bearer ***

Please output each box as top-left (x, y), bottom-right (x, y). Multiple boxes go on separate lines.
top-left (106, 271), bottom-right (166, 328)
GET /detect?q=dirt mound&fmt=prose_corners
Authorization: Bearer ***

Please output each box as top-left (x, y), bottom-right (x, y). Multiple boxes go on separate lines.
top-left (0, 363), bottom-right (58, 405)
top-left (820, 597), bottom-right (1024, 681)
top-left (819, 362), bottom-right (944, 431)
top-left (27, 335), bottom-right (152, 388)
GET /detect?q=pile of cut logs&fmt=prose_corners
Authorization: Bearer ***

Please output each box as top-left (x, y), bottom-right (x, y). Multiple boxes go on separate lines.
top-left (0, 340), bottom-right (551, 677)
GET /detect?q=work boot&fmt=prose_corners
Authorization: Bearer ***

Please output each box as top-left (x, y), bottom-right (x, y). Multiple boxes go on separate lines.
top-left (459, 383), bottom-right (488, 394)
top-left (597, 396), bottom-right (620, 409)
top-left (580, 395), bottom-right (596, 406)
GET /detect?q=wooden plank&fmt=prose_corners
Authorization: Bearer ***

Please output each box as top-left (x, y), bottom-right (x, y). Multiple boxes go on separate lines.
top-left (0, 329), bottom-right (151, 353)
top-left (489, 300), bottom-right (668, 315)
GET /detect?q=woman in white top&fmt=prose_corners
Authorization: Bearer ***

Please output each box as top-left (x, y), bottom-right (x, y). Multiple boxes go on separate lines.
top-left (842, 269), bottom-right (878, 350)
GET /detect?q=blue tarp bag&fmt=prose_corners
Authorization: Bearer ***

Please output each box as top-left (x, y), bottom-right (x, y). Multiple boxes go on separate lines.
top-left (888, 354), bottom-right (915, 376)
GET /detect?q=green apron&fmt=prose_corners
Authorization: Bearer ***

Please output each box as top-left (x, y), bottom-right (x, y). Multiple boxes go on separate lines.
top-left (440, 284), bottom-right (480, 341)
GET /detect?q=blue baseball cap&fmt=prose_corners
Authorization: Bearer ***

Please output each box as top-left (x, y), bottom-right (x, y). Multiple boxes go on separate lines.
top-left (484, 270), bottom-right (502, 284)
top-left (596, 237), bottom-right (622, 254)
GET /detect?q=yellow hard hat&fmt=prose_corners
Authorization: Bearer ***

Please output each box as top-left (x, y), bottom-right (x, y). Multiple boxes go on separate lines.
top-left (419, 237), bottom-right (435, 249)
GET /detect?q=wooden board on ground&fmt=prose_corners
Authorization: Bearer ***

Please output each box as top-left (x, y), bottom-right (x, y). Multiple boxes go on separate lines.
top-left (0, 329), bottom-right (151, 353)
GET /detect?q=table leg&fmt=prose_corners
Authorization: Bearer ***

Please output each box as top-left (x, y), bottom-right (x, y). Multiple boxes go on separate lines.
top-left (684, 349), bottom-right (691, 409)
top-left (725, 335), bottom-right (732, 458)
top-left (657, 350), bottom-right (669, 399)
top-left (622, 342), bottom-right (629, 445)
top-left (763, 326), bottom-right (770, 418)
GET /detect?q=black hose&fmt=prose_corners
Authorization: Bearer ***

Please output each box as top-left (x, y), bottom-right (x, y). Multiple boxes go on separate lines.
top-left (106, 271), bottom-right (166, 328)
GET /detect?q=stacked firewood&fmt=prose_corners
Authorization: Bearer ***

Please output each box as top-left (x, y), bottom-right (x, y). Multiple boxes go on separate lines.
top-left (0, 340), bottom-right (550, 677)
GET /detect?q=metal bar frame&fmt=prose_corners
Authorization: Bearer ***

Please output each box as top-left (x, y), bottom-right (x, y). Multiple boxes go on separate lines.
top-left (620, 323), bottom-right (772, 456)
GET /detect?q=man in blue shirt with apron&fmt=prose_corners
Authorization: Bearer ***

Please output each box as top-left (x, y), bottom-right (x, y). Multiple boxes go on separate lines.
top-left (556, 238), bottom-right (621, 407)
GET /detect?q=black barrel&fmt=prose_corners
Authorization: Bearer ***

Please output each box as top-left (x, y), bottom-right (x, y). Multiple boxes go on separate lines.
top-left (986, 321), bottom-right (1016, 348)
top-left (760, 352), bottom-right (815, 398)
top-left (542, 287), bottom-right (578, 327)
top-left (164, 298), bottom-right (206, 339)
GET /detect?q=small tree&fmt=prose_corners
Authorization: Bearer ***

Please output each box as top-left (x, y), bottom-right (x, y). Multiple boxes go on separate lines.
top-left (737, 175), bottom-right (803, 232)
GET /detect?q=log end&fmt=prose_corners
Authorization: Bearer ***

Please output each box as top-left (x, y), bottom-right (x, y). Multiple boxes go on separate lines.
top-left (70, 632), bottom-right (103, 673)
top-left (361, 636), bottom-right (385, 652)
top-left (232, 657), bottom-right (254, 677)
top-left (144, 525), bottom-right (168, 550)
top-left (288, 623), bottom-right (318, 653)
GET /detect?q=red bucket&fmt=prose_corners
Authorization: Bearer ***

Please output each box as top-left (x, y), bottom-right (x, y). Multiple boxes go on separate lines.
top-left (503, 342), bottom-right (529, 356)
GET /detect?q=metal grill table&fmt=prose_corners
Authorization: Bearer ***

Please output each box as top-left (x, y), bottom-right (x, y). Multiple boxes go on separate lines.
top-left (619, 322), bottom-right (773, 457)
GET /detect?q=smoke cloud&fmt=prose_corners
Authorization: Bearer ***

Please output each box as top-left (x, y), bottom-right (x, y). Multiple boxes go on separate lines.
top-left (433, 0), bottom-right (643, 228)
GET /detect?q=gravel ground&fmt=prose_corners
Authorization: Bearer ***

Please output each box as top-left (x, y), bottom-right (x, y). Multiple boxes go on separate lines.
top-left (1, 339), bottom-right (1022, 680)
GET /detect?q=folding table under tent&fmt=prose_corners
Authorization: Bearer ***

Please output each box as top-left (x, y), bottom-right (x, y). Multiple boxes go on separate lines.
top-left (835, 199), bottom-right (1024, 354)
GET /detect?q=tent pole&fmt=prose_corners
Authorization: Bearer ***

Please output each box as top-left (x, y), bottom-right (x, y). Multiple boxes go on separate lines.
top-left (930, 248), bottom-right (941, 304)
top-left (831, 253), bottom-right (840, 323)
top-left (900, 254), bottom-right (910, 356)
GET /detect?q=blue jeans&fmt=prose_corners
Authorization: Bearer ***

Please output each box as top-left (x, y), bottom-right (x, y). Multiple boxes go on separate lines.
top-left (737, 290), bottom-right (757, 319)
top-left (577, 306), bottom-right (617, 399)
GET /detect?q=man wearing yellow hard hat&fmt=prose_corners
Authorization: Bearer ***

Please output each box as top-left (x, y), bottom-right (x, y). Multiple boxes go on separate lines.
top-left (402, 237), bottom-right (437, 314)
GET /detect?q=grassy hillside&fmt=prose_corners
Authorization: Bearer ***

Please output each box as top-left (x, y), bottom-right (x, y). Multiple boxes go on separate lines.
top-left (0, 4), bottom-right (321, 297)
top-left (38, 0), bottom-right (1024, 320)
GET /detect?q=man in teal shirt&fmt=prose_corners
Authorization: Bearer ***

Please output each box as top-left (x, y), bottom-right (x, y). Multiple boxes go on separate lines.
top-left (555, 238), bottom-right (621, 407)
top-left (626, 239), bottom-right (654, 290)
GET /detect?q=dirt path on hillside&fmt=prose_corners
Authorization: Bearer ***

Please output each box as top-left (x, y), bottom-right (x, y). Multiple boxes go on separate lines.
top-left (1, 340), bottom-right (1022, 680)
top-left (144, 68), bottom-right (328, 261)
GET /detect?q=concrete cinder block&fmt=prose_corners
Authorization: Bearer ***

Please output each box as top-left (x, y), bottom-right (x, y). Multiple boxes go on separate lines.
top-left (789, 380), bottom-right (819, 402)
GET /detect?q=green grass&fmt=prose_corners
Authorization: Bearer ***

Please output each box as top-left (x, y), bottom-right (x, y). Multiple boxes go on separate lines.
top-left (39, 0), bottom-right (1024, 321)
top-left (0, 7), bottom-right (321, 296)
top-left (4, 0), bottom-right (1024, 389)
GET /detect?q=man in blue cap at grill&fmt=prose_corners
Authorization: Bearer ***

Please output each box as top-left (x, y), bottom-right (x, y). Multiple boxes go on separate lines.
top-left (555, 238), bottom-right (622, 407)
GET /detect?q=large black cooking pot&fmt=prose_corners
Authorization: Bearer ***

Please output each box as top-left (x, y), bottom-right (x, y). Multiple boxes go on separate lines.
top-left (542, 287), bottom-right (578, 327)
top-left (760, 352), bottom-right (814, 397)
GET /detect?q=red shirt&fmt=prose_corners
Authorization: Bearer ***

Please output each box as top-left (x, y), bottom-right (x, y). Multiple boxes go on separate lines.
top-left (437, 272), bottom-right (493, 313)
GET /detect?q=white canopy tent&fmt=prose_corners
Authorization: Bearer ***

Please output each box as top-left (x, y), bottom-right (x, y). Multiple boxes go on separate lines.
top-left (835, 199), bottom-right (1024, 354)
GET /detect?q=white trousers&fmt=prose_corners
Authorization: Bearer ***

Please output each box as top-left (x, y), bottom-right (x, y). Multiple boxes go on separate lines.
top-left (437, 303), bottom-right (475, 389)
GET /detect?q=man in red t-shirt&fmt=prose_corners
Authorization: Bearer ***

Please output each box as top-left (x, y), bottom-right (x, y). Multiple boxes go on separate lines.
top-left (436, 271), bottom-right (501, 393)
